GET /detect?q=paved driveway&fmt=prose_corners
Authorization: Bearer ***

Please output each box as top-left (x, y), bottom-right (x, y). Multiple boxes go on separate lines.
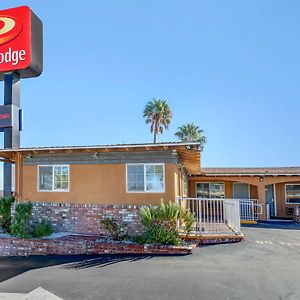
top-left (0, 222), bottom-right (299, 300)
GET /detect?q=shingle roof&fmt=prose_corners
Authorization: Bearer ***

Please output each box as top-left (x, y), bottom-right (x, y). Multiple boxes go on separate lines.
top-left (200, 167), bottom-right (300, 176)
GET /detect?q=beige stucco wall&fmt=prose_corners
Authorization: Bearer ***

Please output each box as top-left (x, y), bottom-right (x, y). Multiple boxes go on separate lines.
top-left (189, 176), bottom-right (300, 219)
top-left (22, 163), bottom-right (180, 206)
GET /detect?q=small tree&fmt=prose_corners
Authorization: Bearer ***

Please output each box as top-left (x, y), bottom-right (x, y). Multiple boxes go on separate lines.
top-left (11, 202), bottom-right (33, 238)
top-left (175, 123), bottom-right (207, 151)
top-left (0, 196), bottom-right (15, 233)
top-left (143, 98), bottom-right (172, 143)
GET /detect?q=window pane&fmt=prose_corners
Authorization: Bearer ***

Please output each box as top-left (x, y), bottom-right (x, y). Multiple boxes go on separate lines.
top-left (146, 173), bottom-right (155, 181)
top-left (146, 164), bottom-right (164, 192)
top-left (210, 183), bottom-right (225, 198)
top-left (146, 165), bottom-right (155, 173)
top-left (54, 166), bottom-right (62, 175)
top-left (128, 165), bottom-right (143, 175)
top-left (54, 166), bottom-right (69, 190)
top-left (54, 181), bottom-right (62, 189)
top-left (154, 165), bottom-right (163, 173)
top-left (286, 185), bottom-right (300, 204)
top-left (39, 166), bottom-right (53, 190)
top-left (127, 165), bottom-right (144, 191)
top-left (61, 181), bottom-right (68, 189)
top-left (196, 183), bottom-right (209, 198)
top-left (146, 182), bottom-right (154, 191)
top-left (62, 166), bottom-right (68, 175)
top-left (196, 183), bottom-right (225, 198)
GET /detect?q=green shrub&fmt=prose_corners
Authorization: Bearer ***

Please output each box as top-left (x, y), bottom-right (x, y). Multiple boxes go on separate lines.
top-left (0, 196), bottom-right (15, 233)
top-left (136, 200), bottom-right (195, 245)
top-left (33, 219), bottom-right (53, 238)
top-left (179, 207), bottom-right (195, 236)
top-left (101, 217), bottom-right (128, 241)
top-left (10, 202), bottom-right (33, 238)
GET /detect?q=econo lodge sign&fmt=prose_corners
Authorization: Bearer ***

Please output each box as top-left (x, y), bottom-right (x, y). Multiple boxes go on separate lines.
top-left (0, 6), bottom-right (43, 79)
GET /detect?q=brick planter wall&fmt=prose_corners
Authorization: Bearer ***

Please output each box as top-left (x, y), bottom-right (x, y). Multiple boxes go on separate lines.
top-left (22, 202), bottom-right (143, 236)
top-left (0, 236), bottom-right (196, 257)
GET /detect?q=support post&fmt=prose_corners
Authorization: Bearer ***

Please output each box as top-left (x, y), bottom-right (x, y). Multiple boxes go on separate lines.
top-left (257, 183), bottom-right (266, 220)
top-left (14, 153), bottom-right (23, 202)
top-left (3, 72), bottom-right (20, 197)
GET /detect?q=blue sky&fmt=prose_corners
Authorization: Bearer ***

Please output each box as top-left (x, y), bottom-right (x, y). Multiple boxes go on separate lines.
top-left (0, 0), bottom-right (300, 168)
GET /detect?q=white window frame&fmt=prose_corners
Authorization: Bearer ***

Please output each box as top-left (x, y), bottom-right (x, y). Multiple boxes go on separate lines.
top-left (285, 184), bottom-right (300, 205)
top-left (195, 182), bottom-right (225, 199)
top-left (126, 163), bottom-right (165, 193)
top-left (38, 165), bottom-right (70, 192)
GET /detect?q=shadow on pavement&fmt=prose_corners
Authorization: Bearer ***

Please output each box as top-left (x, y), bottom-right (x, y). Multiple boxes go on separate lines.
top-left (63, 254), bottom-right (154, 270)
top-left (0, 254), bottom-right (152, 283)
top-left (242, 221), bottom-right (300, 230)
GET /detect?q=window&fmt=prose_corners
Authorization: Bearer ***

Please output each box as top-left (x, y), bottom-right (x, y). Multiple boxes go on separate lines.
top-left (285, 184), bottom-right (300, 204)
top-left (196, 182), bottom-right (225, 198)
top-left (127, 164), bottom-right (165, 193)
top-left (127, 165), bottom-right (144, 192)
top-left (38, 165), bottom-right (69, 192)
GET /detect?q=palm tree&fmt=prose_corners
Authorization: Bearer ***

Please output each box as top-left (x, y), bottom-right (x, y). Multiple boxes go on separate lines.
top-left (175, 123), bottom-right (207, 151)
top-left (143, 98), bottom-right (172, 143)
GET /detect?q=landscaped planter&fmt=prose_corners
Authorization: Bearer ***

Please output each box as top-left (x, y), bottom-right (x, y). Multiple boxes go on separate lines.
top-left (0, 235), bottom-right (197, 257)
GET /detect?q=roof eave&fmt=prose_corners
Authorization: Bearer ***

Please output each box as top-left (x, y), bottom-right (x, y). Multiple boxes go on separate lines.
top-left (0, 142), bottom-right (202, 153)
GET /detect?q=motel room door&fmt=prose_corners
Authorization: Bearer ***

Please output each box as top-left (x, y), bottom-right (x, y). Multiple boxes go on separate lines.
top-left (265, 184), bottom-right (276, 219)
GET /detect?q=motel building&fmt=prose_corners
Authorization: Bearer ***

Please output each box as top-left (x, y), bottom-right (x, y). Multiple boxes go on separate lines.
top-left (0, 6), bottom-right (299, 239)
top-left (0, 142), bottom-right (299, 237)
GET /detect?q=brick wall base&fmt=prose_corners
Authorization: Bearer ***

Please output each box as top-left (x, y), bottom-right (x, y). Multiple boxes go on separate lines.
top-left (25, 202), bottom-right (143, 236)
top-left (0, 236), bottom-right (195, 256)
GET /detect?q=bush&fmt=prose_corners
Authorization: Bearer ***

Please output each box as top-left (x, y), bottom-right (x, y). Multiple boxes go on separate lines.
top-left (0, 196), bottom-right (15, 233)
top-left (136, 200), bottom-right (195, 245)
top-left (101, 218), bottom-right (128, 241)
top-left (179, 208), bottom-right (195, 236)
top-left (10, 202), bottom-right (33, 238)
top-left (33, 219), bottom-right (53, 238)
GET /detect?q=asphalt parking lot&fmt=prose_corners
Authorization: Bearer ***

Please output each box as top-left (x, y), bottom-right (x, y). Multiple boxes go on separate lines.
top-left (0, 221), bottom-right (299, 300)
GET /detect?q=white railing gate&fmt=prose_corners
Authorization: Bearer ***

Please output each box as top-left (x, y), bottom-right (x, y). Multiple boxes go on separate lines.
top-left (176, 197), bottom-right (241, 235)
top-left (239, 199), bottom-right (262, 221)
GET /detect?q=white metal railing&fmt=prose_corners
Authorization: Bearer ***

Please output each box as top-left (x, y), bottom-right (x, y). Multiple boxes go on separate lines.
top-left (176, 197), bottom-right (241, 235)
top-left (239, 199), bottom-right (262, 221)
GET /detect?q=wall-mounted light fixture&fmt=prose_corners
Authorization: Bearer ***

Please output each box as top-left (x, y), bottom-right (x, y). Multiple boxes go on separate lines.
top-left (25, 154), bottom-right (33, 159)
top-left (185, 145), bottom-right (193, 150)
top-left (93, 152), bottom-right (100, 159)
top-left (259, 176), bottom-right (264, 182)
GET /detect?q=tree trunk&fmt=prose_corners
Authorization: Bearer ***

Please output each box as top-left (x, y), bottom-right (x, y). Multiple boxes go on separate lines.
top-left (153, 120), bottom-right (157, 143)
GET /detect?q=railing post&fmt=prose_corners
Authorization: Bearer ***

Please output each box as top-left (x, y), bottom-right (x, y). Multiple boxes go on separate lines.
top-left (176, 196), bottom-right (180, 230)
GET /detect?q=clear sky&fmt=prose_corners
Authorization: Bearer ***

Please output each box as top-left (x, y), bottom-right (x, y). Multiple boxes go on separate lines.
top-left (0, 0), bottom-right (300, 168)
